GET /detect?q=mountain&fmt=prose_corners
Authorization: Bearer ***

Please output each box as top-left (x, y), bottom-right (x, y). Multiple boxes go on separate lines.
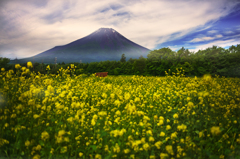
top-left (10, 28), bottom-right (152, 64)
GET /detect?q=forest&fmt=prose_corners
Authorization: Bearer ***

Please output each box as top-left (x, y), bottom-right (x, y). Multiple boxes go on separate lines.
top-left (1, 44), bottom-right (240, 78)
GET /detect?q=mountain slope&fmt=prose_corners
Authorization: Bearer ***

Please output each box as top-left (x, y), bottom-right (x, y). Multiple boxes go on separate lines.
top-left (10, 28), bottom-right (152, 64)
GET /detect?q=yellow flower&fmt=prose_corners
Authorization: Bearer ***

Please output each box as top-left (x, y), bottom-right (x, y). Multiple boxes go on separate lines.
top-left (113, 143), bottom-right (120, 153)
top-left (166, 145), bottom-right (174, 155)
top-left (33, 114), bottom-right (40, 119)
top-left (188, 102), bottom-right (194, 108)
top-left (160, 153), bottom-right (168, 159)
top-left (158, 119), bottom-right (164, 126)
top-left (27, 62), bottom-right (33, 68)
top-left (91, 119), bottom-right (96, 126)
top-left (171, 132), bottom-right (177, 139)
top-left (79, 152), bottom-right (83, 157)
top-left (114, 100), bottom-right (121, 107)
top-left (60, 146), bottom-right (67, 153)
top-left (1, 68), bottom-right (5, 71)
top-left (150, 155), bottom-right (155, 159)
top-left (124, 92), bottom-right (131, 100)
top-left (101, 92), bottom-right (107, 98)
top-left (32, 154), bottom-right (40, 159)
top-left (155, 141), bottom-right (163, 149)
top-left (95, 154), bottom-right (102, 159)
top-left (236, 138), bottom-right (240, 143)
top-left (166, 125), bottom-right (171, 130)
top-left (104, 145), bottom-right (109, 151)
top-left (110, 93), bottom-right (115, 99)
top-left (35, 145), bottom-right (42, 151)
top-left (25, 140), bottom-right (31, 147)
top-left (58, 130), bottom-right (66, 136)
top-left (22, 67), bottom-right (26, 72)
top-left (50, 148), bottom-right (54, 154)
top-left (143, 143), bottom-right (150, 151)
top-left (199, 131), bottom-right (204, 138)
top-left (15, 64), bottom-right (21, 69)
top-left (25, 69), bottom-right (30, 73)
top-left (149, 136), bottom-right (155, 142)
top-left (160, 132), bottom-right (165, 137)
top-left (41, 131), bottom-right (50, 141)
top-left (46, 65), bottom-right (51, 70)
top-left (173, 113), bottom-right (178, 118)
top-left (211, 126), bottom-right (221, 136)
top-left (115, 110), bottom-right (121, 116)
top-left (124, 149), bottom-right (130, 154)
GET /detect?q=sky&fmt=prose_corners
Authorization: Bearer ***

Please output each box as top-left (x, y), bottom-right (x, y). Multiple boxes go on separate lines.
top-left (0, 0), bottom-right (240, 60)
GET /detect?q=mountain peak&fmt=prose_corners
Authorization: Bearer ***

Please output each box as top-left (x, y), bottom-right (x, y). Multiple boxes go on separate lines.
top-left (12, 27), bottom-right (151, 64)
top-left (95, 28), bottom-right (116, 33)
top-left (98, 27), bottom-right (113, 30)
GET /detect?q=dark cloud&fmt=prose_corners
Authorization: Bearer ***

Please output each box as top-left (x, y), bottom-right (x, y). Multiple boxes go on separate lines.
top-left (42, 10), bottom-right (64, 24)
top-left (31, 0), bottom-right (48, 8)
top-left (109, 3), bottom-right (123, 10)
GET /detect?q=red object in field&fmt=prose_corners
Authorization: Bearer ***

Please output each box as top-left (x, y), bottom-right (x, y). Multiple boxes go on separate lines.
top-left (96, 72), bottom-right (108, 77)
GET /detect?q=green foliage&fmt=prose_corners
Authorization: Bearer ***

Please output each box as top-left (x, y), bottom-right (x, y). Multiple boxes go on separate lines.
top-left (113, 68), bottom-right (120, 76)
top-left (75, 68), bottom-right (84, 76)
top-left (175, 62), bottom-right (194, 75)
top-left (147, 47), bottom-right (175, 61)
top-left (0, 57), bottom-right (10, 69)
top-left (120, 54), bottom-right (126, 63)
top-left (1, 44), bottom-right (240, 78)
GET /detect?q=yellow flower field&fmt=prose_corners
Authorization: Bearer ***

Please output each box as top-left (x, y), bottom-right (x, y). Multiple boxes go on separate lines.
top-left (0, 62), bottom-right (240, 159)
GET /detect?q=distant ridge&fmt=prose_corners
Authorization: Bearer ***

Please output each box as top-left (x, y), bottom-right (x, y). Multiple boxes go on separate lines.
top-left (10, 28), bottom-right (152, 64)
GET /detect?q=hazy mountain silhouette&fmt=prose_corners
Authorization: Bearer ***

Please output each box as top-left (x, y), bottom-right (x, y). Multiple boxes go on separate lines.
top-left (10, 28), bottom-right (152, 64)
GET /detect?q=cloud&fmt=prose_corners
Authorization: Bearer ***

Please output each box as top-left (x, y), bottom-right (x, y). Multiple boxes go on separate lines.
top-left (167, 45), bottom-right (181, 52)
top-left (190, 37), bottom-right (214, 42)
top-left (207, 30), bottom-right (218, 34)
top-left (224, 31), bottom-right (234, 34)
top-left (0, 0), bottom-right (240, 59)
top-left (189, 34), bottom-right (224, 43)
top-left (188, 39), bottom-right (240, 53)
top-left (215, 34), bottom-right (223, 38)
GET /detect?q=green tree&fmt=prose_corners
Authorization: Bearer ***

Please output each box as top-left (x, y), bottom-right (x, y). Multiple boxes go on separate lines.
top-left (128, 58), bottom-right (135, 64)
top-left (133, 56), bottom-right (147, 75)
top-left (147, 47), bottom-right (175, 62)
top-left (120, 54), bottom-right (126, 63)
top-left (0, 57), bottom-right (10, 69)
top-left (114, 67), bottom-right (120, 76)
top-left (175, 62), bottom-right (194, 76)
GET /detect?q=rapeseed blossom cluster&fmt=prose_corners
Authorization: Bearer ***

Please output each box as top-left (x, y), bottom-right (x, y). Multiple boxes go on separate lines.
top-left (0, 64), bottom-right (239, 159)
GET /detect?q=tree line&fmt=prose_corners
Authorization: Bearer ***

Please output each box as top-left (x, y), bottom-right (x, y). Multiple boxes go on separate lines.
top-left (1, 44), bottom-right (240, 78)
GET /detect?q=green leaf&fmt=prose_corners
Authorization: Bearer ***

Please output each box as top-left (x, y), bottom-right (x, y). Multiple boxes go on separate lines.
top-left (90, 145), bottom-right (97, 151)
top-left (39, 140), bottom-right (45, 146)
top-left (195, 130), bottom-right (199, 134)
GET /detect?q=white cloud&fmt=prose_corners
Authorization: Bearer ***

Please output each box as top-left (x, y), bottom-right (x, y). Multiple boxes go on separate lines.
top-left (189, 39), bottom-right (240, 53)
top-left (215, 34), bottom-right (223, 38)
top-left (190, 36), bottom-right (214, 42)
top-left (189, 34), bottom-right (223, 43)
top-left (0, 0), bottom-right (239, 59)
top-left (168, 45), bottom-right (181, 52)
top-left (224, 31), bottom-right (234, 34)
top-left (207, 30), bottom-right (218, 34)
